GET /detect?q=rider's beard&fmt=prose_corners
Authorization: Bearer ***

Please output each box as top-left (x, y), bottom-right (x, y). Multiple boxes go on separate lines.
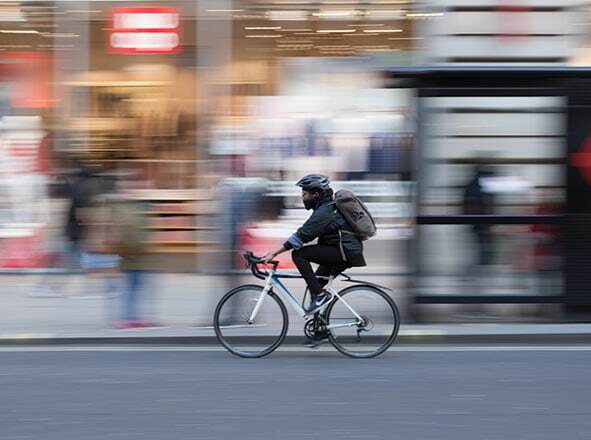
top-left (303, 197), bottom-right (317, 211)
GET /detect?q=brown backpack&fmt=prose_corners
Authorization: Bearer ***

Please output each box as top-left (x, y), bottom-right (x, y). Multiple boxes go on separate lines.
top-left (333, 189), bottom-right (377, 241)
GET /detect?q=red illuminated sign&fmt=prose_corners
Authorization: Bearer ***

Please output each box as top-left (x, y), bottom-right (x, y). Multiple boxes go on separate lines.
top-left (108, 7), bottom-right (181, 54)
top-left (496, 2), bottom-right (530, 39)
top-left (571, 136), bottom-right (591, 185)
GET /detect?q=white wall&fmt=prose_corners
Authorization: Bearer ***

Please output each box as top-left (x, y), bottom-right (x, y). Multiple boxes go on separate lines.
top-left (423, 0), bottom-right (585, 65)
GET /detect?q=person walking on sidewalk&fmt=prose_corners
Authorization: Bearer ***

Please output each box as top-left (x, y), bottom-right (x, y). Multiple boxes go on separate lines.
top-left (65, 162), bottom-right (104, 261)
top-left (110, 181), bottom-right (153, 329)
top-left (262, 174), bottom-right (366, 314)
top-left (462, 163), bottom-right (496, 294)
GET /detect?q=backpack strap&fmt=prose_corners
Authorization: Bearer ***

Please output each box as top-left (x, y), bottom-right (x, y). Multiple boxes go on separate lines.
top-left (338, 229), bottom-right (347, 262)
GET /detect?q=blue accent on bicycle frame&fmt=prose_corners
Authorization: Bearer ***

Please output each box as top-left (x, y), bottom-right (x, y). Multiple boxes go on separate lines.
top-left (272, 275), bottom-right (300, 305)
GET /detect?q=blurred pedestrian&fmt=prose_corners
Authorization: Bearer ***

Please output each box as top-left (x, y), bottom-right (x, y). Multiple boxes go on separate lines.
top-left (462, 163), bottom-right (496, 294)
top-left (66, 161), bottom-right (103, 249)
top-left (110, 176), bottom-right (153, 329)
top-left (194, 177), bottom-right (267, 327)
top-left (30, 159), bottom-right (103, 297)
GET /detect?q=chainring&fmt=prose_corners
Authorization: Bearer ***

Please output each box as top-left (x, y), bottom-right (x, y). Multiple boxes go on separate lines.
top-left (304, 315), bottom-right (329, 341)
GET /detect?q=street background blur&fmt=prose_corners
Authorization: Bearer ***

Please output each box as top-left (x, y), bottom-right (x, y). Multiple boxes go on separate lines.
top-left (0, 0), bottom-right (589, 331)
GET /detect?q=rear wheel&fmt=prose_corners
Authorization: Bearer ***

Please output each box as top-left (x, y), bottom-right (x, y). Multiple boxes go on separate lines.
top-left (326, 285), bottom-right (400, 358)
top-left (214, 284), bottom-right (288, 358)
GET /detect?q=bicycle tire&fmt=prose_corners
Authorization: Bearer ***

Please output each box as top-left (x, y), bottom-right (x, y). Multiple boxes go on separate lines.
top-left (326, 284), bottom-right (400, 359)
top-left (214, 284), bottom-right (289, 358)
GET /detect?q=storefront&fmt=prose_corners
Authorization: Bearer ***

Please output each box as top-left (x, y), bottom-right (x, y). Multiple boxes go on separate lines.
top-left (0, 0), bottom-right (421, 271)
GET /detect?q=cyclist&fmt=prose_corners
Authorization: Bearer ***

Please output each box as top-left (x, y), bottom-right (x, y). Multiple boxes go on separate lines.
top-left (263, 174), bottom-right (366, 314)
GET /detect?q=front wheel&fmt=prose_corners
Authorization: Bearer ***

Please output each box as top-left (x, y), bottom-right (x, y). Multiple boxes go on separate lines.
top-left (325, 285), bottom-right (400, 358)
top-left (214, 284), bottom-right (288, 358)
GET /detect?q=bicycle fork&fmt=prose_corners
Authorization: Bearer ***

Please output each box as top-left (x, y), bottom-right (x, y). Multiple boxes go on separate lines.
top-left (248, 275), bottom-right (273, 324)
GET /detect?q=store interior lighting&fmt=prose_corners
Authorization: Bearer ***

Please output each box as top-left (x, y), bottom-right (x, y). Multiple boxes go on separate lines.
top-left (362, 28), bottom-right (402, 33)
top-left (244, 26), bottom-right (282, 30)
top-left (317, 29), bottom-right (356, 33)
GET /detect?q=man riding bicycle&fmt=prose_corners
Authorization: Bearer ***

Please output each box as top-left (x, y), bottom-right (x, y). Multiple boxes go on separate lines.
top-left (263, 174), bottom-right (366, 314)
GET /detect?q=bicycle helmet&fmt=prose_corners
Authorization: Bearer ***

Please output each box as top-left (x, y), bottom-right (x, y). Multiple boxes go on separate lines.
top-left (296, 174), bottom-right (331, 192)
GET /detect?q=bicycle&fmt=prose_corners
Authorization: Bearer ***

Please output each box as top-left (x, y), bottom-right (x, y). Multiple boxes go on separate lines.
top-left (214, 251), bottom-right (400, 358)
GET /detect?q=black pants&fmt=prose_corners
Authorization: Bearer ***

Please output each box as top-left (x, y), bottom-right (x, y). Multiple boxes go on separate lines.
top-left (292, 245), bottom-right (350, 297)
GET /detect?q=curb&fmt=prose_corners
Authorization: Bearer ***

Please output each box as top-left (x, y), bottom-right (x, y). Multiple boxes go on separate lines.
top-left (1, 333), bottom-right (591, 346)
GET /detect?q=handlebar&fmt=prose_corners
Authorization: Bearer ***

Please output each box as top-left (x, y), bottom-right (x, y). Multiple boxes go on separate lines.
top-left (243, 251), bottom-right (279, 280)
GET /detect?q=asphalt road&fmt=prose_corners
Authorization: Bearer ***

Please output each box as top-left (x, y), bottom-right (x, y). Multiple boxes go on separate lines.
top-left (1, 345), bottom-right (591, 440)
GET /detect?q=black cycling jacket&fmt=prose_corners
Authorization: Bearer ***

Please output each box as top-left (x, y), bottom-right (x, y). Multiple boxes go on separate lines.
top-left (283, 193), bottom-right (366, 267)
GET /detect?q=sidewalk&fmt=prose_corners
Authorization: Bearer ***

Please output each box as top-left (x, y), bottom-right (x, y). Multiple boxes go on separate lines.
top-left (1, 273), bottom-right (591, 345)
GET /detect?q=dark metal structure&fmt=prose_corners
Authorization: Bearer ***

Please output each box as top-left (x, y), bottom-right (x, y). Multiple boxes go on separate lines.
top-left (387, 67), bottom-right (591, 310)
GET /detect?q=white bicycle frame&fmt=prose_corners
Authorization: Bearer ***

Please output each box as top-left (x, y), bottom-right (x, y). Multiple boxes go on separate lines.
top-left (248, 267), bottom-right (364, 331)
